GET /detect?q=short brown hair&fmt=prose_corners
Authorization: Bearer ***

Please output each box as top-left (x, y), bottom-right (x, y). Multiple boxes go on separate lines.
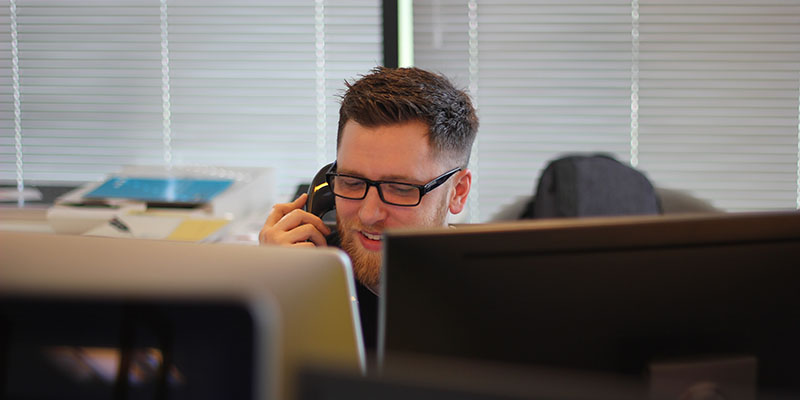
top-left (337, 67), bottom-right (478, 166)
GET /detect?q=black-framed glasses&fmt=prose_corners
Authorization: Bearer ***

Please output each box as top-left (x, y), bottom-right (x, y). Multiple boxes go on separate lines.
top-left (325, 162), bottom-right (462, 207)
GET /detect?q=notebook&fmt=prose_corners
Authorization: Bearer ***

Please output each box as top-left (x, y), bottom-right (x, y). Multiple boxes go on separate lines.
top-left (84, 177), bottom-right (233, 205)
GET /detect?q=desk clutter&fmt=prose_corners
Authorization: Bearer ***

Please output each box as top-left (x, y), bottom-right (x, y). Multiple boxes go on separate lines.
top-left (82, 211), bottom-right (231, 242)
top-left (45, 165), bottom-right (273, 242)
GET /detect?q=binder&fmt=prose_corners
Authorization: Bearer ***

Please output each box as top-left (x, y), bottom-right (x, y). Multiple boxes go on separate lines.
top-left (83, 177), bottom-right (234, 205)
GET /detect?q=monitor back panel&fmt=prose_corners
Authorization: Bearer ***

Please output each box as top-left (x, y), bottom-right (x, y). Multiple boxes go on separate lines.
top-left (1, 298), bottom-right (255, 400)
top-left (380, 212), bottom-right (800, 396)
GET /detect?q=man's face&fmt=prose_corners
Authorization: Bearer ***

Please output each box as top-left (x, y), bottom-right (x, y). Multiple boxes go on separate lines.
top-left (335, 120), bottom-right (467, 290)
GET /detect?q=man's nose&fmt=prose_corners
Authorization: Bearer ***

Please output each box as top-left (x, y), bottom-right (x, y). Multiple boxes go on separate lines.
top-left (358, 186), bottom-right (388, 225)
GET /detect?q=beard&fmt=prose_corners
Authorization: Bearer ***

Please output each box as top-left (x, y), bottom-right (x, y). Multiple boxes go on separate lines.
top-left (336, 196), bottom-right (450, 291)
top-left (340, 230), bottom-right (382, 290)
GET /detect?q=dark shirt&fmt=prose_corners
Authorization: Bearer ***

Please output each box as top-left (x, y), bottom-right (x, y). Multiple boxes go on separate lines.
top-left (354, 280), bottom-right (379, 352)
top-left (326, 231), bottom-right (378, 353)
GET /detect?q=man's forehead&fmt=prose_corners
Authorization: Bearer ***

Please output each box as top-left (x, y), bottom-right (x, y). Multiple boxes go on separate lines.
top-left (339, 120), bottom-right (433, 143)
top-left (335, 121), bottom-right (447, 182)
top-left (335, 156), bottom-right (441, 182)
top-left (338, 121), bottom-right (433, 155)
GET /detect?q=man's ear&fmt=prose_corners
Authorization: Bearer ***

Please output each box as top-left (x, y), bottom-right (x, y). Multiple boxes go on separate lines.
top-left (448, 169), bottom-right (472, 214)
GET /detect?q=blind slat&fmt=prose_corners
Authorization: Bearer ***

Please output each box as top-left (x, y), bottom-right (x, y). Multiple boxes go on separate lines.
top-left (0, 1), bottom-right (382, 204)
top-left (415, 0), bottom-right (800, 219)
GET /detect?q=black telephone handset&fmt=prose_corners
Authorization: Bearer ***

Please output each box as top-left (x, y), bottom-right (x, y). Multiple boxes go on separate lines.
top-left (304, 162), bottom-right (338, 243)
top-left (305, 162), bottom-right (336, 218)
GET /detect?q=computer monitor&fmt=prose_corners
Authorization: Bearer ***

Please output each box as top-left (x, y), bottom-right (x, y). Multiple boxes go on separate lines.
top-left (298, 353), bottom-right (643, 400)
top-left (0, 232), bottom-right (365, 400)
top-left (379, 211), bottom-right (800, 399)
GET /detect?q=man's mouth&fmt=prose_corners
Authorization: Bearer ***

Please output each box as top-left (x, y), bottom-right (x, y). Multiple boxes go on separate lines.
top-left (357, 230), bottom-right (383, 252)
top-left (361, 231), bottom-right (381, 241)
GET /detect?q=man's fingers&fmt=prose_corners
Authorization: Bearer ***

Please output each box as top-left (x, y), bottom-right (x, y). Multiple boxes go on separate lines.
top-left (291, 192), bottom-right (309, 208)
top-left (260, 221), bottom-right (328, 247)
top-left (278, 223), bottom-right (329, 247)
top-left (275, 208), bottom-right (331, 237)
top-left (264, 193), bottom-right (308, 226)
top-left (290, 241), bottom-right (317, 249)
top-left (259, 202), bottom-right (331, 246)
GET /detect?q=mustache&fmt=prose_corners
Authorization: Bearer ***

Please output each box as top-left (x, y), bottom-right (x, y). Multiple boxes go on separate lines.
top-left (336, 216), bottom-right (385, 233)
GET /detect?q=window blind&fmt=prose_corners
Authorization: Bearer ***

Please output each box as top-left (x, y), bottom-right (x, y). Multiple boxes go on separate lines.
top-left (0, 0), bottom-right (381, 204)
top-left (415, 0), bottom-right (633, 221)
top-left (1, 1), bottom-right (165, 184)
top-left (414, 0), bottom-right (800, 220)
top-left (636, 1), bottom-right (800, 211)
top-left (0, 4), bottom-right (15, 185)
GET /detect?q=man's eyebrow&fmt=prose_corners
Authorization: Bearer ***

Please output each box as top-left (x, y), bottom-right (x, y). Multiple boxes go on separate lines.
top-left (336, 169), bottom-right (420, 183)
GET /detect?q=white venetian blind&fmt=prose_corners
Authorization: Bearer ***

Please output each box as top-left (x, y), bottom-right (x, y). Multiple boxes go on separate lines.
top-left (322, 2), bottom-right (383, 164)
top-left (0, 0), bottom-right (381, 203)
top-left (0, 5), bottom-right (14, 182)
top-left (636, 0), bottom-right (800, 211)
top-left (414, 0), bottom-right (800, 220)
top-left (415, 0), bottom-right (633, 221)
top-left (1, 2), bottom-right (164, 183)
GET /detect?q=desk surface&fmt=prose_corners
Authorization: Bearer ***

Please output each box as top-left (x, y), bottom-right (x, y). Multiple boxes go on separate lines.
top-left (0, 206), bottom-right (53, 234)
top-left (0, 203), bottom-right (268, 245)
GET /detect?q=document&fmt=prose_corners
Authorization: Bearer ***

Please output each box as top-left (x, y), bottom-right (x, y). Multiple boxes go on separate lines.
top-left (83, 212), bottom-right (230, 242)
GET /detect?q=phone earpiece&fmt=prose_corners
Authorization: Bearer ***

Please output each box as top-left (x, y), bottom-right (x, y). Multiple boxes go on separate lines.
top-left (305, 162), bottom-right (336, 219)
top-left (304, 162), bottom-right (339, 246)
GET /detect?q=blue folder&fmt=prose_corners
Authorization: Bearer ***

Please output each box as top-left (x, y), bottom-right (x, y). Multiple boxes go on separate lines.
top-left (84, 177), bottom-right (234, 204)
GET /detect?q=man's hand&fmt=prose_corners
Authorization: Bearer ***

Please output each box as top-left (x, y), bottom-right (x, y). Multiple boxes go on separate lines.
top-left (259, 193), bottom-right (332, 248)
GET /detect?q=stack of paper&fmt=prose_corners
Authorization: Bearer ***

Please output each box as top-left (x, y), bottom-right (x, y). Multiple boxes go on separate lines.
top-left (83, 211), bottom-right (231, 242)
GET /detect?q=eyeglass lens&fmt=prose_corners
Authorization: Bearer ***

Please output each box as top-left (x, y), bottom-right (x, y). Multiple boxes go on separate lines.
top-left (330, 176), bottom-right (420, 206)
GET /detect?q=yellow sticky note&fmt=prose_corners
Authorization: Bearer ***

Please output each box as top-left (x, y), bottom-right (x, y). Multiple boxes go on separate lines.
top-left (166, 219), bottom-right (229, 242)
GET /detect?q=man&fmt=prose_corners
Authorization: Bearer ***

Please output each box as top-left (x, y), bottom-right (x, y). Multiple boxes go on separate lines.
top-left (259, 66), bottom-right (478, 350)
